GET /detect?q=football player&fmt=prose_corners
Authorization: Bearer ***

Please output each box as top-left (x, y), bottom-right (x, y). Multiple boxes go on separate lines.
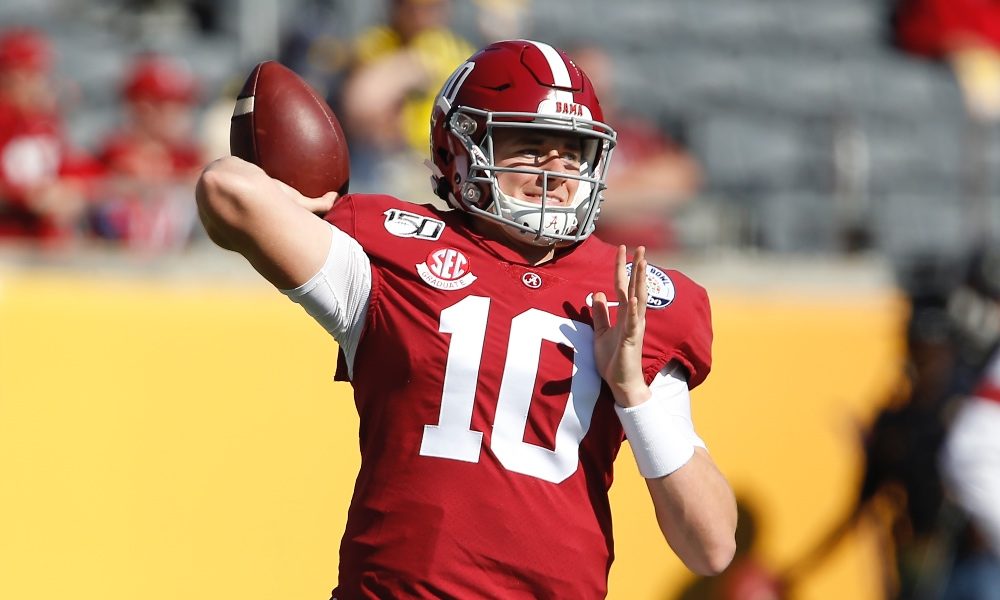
top-left (197, 39), bottom-right (737, 598)
top-left (940, 246), bottom-right (1000, 566)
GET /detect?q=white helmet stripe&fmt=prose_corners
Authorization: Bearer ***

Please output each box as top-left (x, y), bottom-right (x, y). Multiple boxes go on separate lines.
top-left (522, 40), bottom-right (575, 103)
top-left (524, 40), bottom-right (571, 86)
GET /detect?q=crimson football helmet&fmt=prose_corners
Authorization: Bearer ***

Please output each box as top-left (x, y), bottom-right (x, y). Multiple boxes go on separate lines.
top-left (429, 39), bottom-right (617, 246)
top-left (123, 54), bottom-right (199, 104)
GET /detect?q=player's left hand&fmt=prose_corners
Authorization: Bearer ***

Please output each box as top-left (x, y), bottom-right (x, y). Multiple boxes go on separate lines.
top-left (591, 245), bottom-right (651, 407)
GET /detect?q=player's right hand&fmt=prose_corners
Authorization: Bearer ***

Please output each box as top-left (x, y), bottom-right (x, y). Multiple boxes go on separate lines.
top-left (273, 178), bottom-right (338, 215)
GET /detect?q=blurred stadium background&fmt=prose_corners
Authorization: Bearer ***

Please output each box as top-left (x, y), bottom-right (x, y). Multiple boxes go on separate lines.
top-left (0, 0), bottom-right (990, 598)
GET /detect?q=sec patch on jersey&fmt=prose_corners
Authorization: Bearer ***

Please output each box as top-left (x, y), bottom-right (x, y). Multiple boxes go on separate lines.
top-left (229, 60), bottom-right (350, 198)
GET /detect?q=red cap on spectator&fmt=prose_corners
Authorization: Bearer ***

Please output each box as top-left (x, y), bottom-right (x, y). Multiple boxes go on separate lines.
top-left (123, 55), bottom-right (199, 104)
top-left (0, 28), bottom-right (53, 73)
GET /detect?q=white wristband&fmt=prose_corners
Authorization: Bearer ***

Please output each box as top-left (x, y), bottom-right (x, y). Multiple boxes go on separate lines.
top-left (615, 395), bottom-right (697, 478)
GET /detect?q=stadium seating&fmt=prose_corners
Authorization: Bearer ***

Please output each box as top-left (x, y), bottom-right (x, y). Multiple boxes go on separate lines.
top-left (11, 0), bottom-right (995, 259)
top-left (531, 0), bottom-right (984, 258)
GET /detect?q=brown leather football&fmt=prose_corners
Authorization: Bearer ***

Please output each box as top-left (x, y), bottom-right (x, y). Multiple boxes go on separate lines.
top-left (230, 61), bottom-right (350, 198)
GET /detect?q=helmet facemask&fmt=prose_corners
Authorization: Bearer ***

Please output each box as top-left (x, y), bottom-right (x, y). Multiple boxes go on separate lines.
top-left (447, 107), bottom-right (616, 247)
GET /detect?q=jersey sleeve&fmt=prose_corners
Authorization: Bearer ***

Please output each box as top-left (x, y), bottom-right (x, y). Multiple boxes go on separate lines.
top-left (319, 193), bottom-right (427, 381)
top-left (280, 197), bottom-right (375, 379)
top-left (642, 271), bottom-right (713, 389)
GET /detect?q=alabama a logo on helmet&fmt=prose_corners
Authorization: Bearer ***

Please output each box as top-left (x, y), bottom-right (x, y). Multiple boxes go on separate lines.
top-left (417, 247), bottom-right (478, 290)
top-left (625, 262), bottom-right (676, 309)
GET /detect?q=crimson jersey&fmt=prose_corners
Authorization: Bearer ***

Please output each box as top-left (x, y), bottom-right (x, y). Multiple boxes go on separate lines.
top-left (324, 194), bottom-right (712, 599)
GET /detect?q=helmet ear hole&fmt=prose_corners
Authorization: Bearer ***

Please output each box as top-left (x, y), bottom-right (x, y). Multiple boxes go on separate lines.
top-left (435, 147), bottom-right (452, 165)
top-left (433, 175), bottom-right (451, 201)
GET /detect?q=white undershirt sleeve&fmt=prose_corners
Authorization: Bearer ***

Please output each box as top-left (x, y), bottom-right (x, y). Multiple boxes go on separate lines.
top-left (279, 221), bottom-right (372, 378)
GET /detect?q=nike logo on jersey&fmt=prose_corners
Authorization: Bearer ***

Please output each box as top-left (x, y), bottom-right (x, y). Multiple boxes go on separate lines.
top-left (383, 208), bottom-right (445, 240)
top-left (584, 293), bottom-right (619, 308)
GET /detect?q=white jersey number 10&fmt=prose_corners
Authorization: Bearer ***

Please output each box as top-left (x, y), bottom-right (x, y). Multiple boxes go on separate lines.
top-left (419, 295), bottom-right (602, 483)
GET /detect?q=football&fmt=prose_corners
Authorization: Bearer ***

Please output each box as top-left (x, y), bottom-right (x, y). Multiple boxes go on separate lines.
top-left (230, 61), bottom-right (350, 197)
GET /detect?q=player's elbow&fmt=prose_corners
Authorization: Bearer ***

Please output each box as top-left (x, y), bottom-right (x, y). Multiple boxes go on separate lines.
top-left (196, 157), bottom-right (256, 249)
top-left (685, 509), bottom-right (738, 576)
top-left (668, 522), bottom-right (737, 576)
top-left (690, 535), bottom-right (736, 576)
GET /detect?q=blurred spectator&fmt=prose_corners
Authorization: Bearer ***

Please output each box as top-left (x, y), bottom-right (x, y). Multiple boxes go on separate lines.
top-left (278, 0), bottom-right (352, 111)
top-left (845, 260), bottom-right (961, 599)
top-left (339, 0), bottom-right (473, 196)
top-left (939, 245), bottom-right (1000, 598)
top-left (893, 0), bottom-right (1000, 120)
top-left (571, 46), bottom-right (702, 254)
top-left (777, 250), bottom-right (1000, 599)
top-left (472, 0), bottom-right (531, 42)
top-left (89, 54), bottom-right (204, 251)
top-left (894, 0), bottom-right (1000, 58)
top-left (0, 27), bottom-right (99, 243)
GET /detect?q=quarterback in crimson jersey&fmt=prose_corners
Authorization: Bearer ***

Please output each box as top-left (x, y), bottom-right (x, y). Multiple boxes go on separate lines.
top-left (317, 194), bottom-right (711, 597)
top-left (197, 39), bottom-right (736, 599)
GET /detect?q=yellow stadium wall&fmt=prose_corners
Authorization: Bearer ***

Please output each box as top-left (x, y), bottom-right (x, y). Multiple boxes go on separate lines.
top-left (0, 270), bottom-right (903, 600)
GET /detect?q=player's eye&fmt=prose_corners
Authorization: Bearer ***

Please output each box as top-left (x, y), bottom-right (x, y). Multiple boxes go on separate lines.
top-left (559, 150), bottom-right (582, 170)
